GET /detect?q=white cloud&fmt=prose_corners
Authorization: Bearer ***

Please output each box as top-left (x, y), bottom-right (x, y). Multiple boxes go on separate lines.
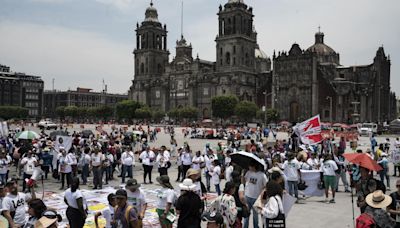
top-left (0, 21), bottom-right (133, 93)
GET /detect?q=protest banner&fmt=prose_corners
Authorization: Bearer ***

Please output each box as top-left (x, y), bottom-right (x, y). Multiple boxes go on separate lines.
top-left (294, 115), bottom-right (323, 145)
top-left (299, 170), bottom-right (324, 197)
top-left (54, 136), bottom-right (73, 152)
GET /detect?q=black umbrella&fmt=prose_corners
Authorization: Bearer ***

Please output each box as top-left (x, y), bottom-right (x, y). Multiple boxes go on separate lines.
top-left (81, 130), bottom-right (94, 138)
top-left (230, 151), bottom-right (267, 170)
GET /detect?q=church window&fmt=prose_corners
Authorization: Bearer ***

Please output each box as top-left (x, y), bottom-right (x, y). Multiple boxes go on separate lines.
top-left (340, 73), bottom-right (345, 79)
top-left (155, 90), bottom-right (160, 99)
top-left (233, 57), bottom-right (236, 65)
top-left (157, 64), bottom-right (162, 73)
top-left (203, 87), bottom-right (209, 96)
top-left (140, 63), bottom-right (144, 74)
top-left (221, 19), bottom-right (225, 36)
top-left (222, 89), bottom-right (226, 94)
top-left (220, 59), bottom-right (223, 66)
top-left (220, 48), bottom-right (223, 55)
top-left (226, 52), bottom-right (231, 65)
top-left (233, 17), bottom-right (236, 34)
top-left (245, 53), bottom-right (249, 66)
top-left (233, 46), bottom-right (236, 54)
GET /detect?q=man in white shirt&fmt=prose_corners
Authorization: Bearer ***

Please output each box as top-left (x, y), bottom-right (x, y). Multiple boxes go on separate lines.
top-left (191, 151), bottom-right (204, 171)
top-left (125, 179), bottom-right (148, 224)
top-left (2, 179), bottom-right (36, 227)
top-left (20, 150), bottom-right (38, 192)
top-left (102, 151), bottom-right (114, 185)
top-left (139, 146), bottom-right (155, 184)
top-left (59, 148), bottom-right (73, 190)
top-left (91, 148), bottom-right (105, 189)
top-left (282, 153), bottom-right (301, 199)
top-left (204, 149), bottom-right (215, 192)
top-left (181, 148), bottom-right (192, 180)
top-left (156, 146), bottom-right (170, 176)
top-left (80, 147), bottom-right (91, 185)
top-left (121, 146), bottom-right (135, 184)
top-left (320, 154), bottom-right (338, 203)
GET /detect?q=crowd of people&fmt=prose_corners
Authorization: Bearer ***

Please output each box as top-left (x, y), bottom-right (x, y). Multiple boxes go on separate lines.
top-left (0, 124), bottom-right (399, 227)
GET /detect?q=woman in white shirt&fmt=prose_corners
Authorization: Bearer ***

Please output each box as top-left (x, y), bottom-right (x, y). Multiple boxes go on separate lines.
top-left (156, 175), bottom-right (176, 228)
top-left (20, 150), bottom-right (38, 192)
top-left (209, 160), bottom-right (221, 195)
top-left (260, 181), bottom-right (285, 227)
top-left (156, 146), bottom-right (171, 176)
top-left (64, 177), bottom-right (87, 228)
top-left (191, 150), bottom-right (204, 171)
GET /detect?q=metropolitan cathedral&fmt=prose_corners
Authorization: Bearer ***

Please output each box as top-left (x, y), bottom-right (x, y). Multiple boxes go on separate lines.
top-left (129, 0), bottom-right (396, 123)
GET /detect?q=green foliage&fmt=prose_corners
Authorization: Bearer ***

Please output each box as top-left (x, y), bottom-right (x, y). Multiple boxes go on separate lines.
top-left (0, 106), bottom-right (29, 119)
top-left (168, 108), bottom-right (179, 119)
top-left (152, 109), bottom-right (165, 120)
top-left (211, 95), bottom-right (239, 119)
top-left (55, 106), bottom-right (65, 118)
top-left (234, 101), bottom-right (258, 121)
top-left (77, 107), bottom-right (87, 117)
top-left (135, 106), bottom-right (152, 119)
top-left (96, 105), bottom-right (113, 119)
top-left (179, 107), bottom-right (199, 119)
top-left (64, 106), bottom-right (79, 118)
top-left (266, 108), bottom-right (280, 123)
top-left (116, 100), bottom-right (143, 120)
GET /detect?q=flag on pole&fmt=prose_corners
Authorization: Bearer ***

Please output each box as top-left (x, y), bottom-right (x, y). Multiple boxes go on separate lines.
top-left (294, 115), bottom-right (323, 145)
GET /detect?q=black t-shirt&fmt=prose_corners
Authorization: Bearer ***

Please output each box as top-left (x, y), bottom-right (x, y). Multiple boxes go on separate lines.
top-left (389, 192), bottom-right (400, 223)
top-left (176, 191), bottom-right (202, 228)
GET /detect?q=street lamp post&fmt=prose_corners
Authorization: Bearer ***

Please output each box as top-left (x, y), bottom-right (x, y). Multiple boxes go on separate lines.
top-left (263, 91), bottom-right (273, 127)
top-left (326, 96), bottom-right (333, 124)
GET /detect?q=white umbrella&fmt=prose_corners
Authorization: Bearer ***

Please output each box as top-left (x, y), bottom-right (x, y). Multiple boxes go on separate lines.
top-left (16, 130), bottom-right (40, 140)
top-left (230, 151), bottom-right (267, 170)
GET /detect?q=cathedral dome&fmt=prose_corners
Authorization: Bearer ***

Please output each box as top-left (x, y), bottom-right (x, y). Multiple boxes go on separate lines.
top-left (144, 2), bottom-right (159, 22)
top-left (307, 32), bottom-right (336, 55)
top-left (255, 45), bottom-right (268, 59)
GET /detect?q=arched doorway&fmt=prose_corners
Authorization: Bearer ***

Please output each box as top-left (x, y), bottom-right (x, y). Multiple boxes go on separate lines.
top-left (203, 108), bottom-right (210, 119)
top-left (290, 101), bottom-right (299, 122)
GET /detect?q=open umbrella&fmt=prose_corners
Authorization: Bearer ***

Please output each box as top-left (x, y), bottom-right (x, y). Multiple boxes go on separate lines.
top-left (343, 153), bottom-right (382, 171)
top-left (16, 130), bottom-right (40, 140)
top-left (81, 130), bottom-right (94, 138)
top-left (132, 130), bottom-right (143, 135)
top-left (230, 151), bottom-right (267, 170)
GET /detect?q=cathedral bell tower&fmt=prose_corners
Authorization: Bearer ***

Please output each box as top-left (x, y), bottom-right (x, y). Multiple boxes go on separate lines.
top-left (216, 0), bottom-right (257, 73)
top-left (130, 1), bottom-right (170, 107)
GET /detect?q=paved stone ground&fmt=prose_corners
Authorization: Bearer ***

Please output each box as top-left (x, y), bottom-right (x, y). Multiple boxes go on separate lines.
top-left (10, 124), bottom-right (400, 228)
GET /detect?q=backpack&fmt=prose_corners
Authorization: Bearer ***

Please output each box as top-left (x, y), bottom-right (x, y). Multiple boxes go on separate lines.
top-left (356, 213), bottom-right (376, 228)
top-left (114, 205), bottom-right (135, 228)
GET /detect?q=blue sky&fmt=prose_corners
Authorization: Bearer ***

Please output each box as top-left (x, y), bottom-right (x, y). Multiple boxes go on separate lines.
top-left (0, 0), bottom-right (399, 95)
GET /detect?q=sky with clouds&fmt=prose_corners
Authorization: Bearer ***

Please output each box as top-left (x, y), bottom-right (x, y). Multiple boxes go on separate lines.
top-left (0, 0), bottom-right (399, 95)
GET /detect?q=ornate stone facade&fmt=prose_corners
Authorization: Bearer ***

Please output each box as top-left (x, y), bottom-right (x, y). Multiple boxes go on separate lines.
top-left (128, 1), bottom-right (271, 118)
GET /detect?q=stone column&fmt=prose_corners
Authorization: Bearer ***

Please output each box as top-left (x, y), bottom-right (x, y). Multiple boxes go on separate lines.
top-left (311, 57), bottom-right (318, 115)
top-left (360, 95), bottom-right (367, 122)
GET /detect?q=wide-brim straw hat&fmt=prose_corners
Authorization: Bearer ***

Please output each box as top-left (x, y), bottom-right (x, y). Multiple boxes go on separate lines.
top-left (179, 178), bottom-right (197, 191)
top-left (365, 190), bottom-right (392, 209)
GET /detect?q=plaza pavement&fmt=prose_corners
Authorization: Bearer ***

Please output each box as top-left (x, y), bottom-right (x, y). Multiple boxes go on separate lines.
top-left (10, 124), bottom-right (400, 228)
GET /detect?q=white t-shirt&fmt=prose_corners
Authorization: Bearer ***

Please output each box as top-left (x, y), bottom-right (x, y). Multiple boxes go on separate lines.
top-left (282, 159), bottom-right (300, 181)
top-left (139, 150), bottom-right (155, 166)
top-left (102, 205), bottom-right (115, 228)
top-left (21, 157), bottom-right (37, 175)
top-left (192, 155), bottom-right (204, 170)
top-left (59, 155), bottom-right (72, 173)
top-left (225, 165), bottom-right (234, 182)
top-left (68, 153), bottom-right (77, 165)
top-left (121, 151), bottom-right (135, 166)
top-left (156, 188), bottom-right (176, 209)
top-left (91, 153), bottom-right (105, 167)
top-left (156, 151), bottom-right (170, 168)
top-left (244, 171), bottom-right (268, 199)
top-left (81, 154), bottom-right (91, 166)
top-left (320, 160), bottom-right (338, 176)
top-left (204, 154), bottom-right (215, 172)
top-left (0, 158), bottom-right (9, 174)
top-left (2, 192), bottom-right (31, 225)
top-left (64, 189), bottom-right (86, 210)
top-left (181, 152), bottom-right (192, 166)
top-left (307, 158), bottom-right (320, 169)
top-left (210, 165), bottom-right (221, 185)
top-left (127, 189), bottom-right (147, 214)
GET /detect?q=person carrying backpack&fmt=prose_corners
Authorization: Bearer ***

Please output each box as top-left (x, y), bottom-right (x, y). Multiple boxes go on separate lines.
top-left (356, 190), bottom-right (395, 228)
top-left (114, 189), bottom-right (138, 228)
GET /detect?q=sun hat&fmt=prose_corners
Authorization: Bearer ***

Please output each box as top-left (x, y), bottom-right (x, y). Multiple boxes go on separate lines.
top-left (179, 178), bottom-right (197, 191)
top-left (126, 179), bottom-right (141, 189)
top-left (35, 210), bottom-right (61, 228)
top-left (186, 168), bottom-right (200, 178)
top-left (202, 211), bottom-right (224, 224)
top-left (268, 167), bottom-right (283, 175)
top-left (156, 175), bottom-right (173, 189)
top-left (365, 190), bottom-right (392, 209)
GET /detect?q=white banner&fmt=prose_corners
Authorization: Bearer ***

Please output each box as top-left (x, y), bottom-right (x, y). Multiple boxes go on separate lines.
top-left (294, 115), bottom-right (323, 145)
top-left (54, 136), bottom-right (73, 152)
top-left (299, 170), bottom-right (324, 197)
top-left (391, 149), bottom-right (400, 165)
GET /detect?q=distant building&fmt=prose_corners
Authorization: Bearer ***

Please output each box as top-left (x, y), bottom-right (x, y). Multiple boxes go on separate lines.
top-left (397, 97), bottom-right (400, 118)
top-left (0, 64), bottom-right (44, 117)
top-left (43, 87), bottom-right (128, 117)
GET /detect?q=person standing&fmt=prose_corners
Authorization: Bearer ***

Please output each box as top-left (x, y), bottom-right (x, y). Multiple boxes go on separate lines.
top-left (191, 151), bottom-right (204, 172)
top-left (334, 151), bottom-right (350, 192)
top-left (64, 177), bottom-right (87, 228)
top-left (358, 190), bottom-right (396, 227)
top-left (0, 152), bottom-right (9, 184)
top-left (114, 189), bottom-right (138, 228)
top-left (20, 150), bottom-right (38, 192)
top-left (320, 154), bottom-right (338, 203)
top-left (125, 179), bottom-right (147, 227)
top-left (378, 153), bottom-right (391, 191)
top-left (80, 147), bottom-right (91, 185)
top-left (94, 193), bottom-right (116, 228)
top-left (204, 149), bottom-right (215, 192)
top-left (91, 148), bottom-right (105, 190)
top-left (102, 151), bottom-right (113, 185)
top-left (176, 179), bottom-right (202, 228)
top-left (121, 146), bottom-right (135, 184)
top-left (58, 148), bottom-right (72, 190)
top-left (282, 153), bottom-right (300, 199)
top-left (209, 160), bottom-right (221, 195)
top-left (156, 175), bottom-right (177, 228)
top-left (2, 179), bottom-right (36, 227)
top-left (181, 148), bottom-right (192, 180)
top-left (208, 181), bottom-right (238, 227)
top-left (156, 146), bottom-right (171, 176)
top-left (139, 146), bottom-right (155, 184)
top-left (370, 135), bottom-right (377, 156)
top-left (243, 161), bottom-right (268, 228)
top-left (260, 181), bottom-right (285, 228)
top-left (40, 148), bottom-right (53, 179)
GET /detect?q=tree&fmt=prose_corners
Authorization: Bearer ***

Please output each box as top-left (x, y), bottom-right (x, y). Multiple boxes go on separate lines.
top-left (55, 106), bottom-right (65, 119)
top-left (116, 100), bottom-right (143, 120)
top-left (234, 101), bottom-right (258, 122)
top-left (211, 95), bottom-right (239, 119)
top-left (168, 108), bottom-right (179, 119)
top-left (135, 106), bottom-right (152, 119)
top-left (179, 107), bottom-right (199, 119)
top-left (95, 105), bottom-right (114, 120)
top-left (0, 106), bottom-right (29, 119)
top-left (152, 109), bottom-right (165, 121)
top-left (266, 108), bottom-right (280, 123)
top-left (64, 106), bottom-right (79, 119)
top-left (77, 107), bottom-right (87, 119)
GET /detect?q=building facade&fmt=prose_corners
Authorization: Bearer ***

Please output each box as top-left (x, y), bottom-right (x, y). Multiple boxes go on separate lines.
top-left (129, 0), bottom-right (271, 118)
top-left (129, 0), bottom-right (396, 123)
top-left (43, 87), bottom-right (128, 117)
top-left (0, 64), bottom-right (44, 117)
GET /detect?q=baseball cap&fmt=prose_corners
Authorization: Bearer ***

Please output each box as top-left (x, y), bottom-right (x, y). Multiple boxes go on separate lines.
top-left (115, 189), bottom-right (127, 198)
